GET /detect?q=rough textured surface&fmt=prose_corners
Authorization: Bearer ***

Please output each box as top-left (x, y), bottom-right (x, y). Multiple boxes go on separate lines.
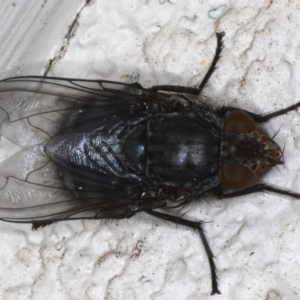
top-left (0, 1), bottom-right (300, 299)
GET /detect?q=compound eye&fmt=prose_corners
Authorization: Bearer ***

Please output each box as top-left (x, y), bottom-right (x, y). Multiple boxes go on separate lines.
top-left (221, 162), bottom-right (254, 191)
top-left (223, 110), bottom-right (256, 134)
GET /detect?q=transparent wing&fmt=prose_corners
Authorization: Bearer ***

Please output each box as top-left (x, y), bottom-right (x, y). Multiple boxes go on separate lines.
top-left (0, 76), bottom-right (152, 147)
top-left (0, 76), bottom-right (166, 224)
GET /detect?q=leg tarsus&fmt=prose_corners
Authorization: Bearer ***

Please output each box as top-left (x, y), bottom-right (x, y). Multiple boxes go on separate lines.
top-left (215, 184), bottom-right (300, 199)
top-left (196, 31), bottom-right (225, 94)
top-left (32, 221), bottom-right (53, 230)
top-left (146, 210), bottom-right (221, 295)
top-left (256, 101), bottom-right (300, 121)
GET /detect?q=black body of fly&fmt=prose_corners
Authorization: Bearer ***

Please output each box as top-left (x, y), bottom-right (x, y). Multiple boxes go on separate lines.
top-left (0, 32), bottom-right (300, 295)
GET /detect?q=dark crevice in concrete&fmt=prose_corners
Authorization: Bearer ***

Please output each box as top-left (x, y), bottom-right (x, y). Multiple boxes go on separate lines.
top-left (43, 0), bottom-right (92, 76)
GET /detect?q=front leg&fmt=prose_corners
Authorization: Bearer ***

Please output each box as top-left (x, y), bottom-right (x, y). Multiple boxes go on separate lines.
top-left (214, 184), bottom-right (300, 199)
top-left (219, 99), bottom-right (300, 122)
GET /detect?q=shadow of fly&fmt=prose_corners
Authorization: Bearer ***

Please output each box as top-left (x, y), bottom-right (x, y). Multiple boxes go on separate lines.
top-left (0, 32), bottom-right (299, 295)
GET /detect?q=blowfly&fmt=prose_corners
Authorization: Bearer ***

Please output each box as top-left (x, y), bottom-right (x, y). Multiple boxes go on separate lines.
top-left (0, 32), bottom-right (299, 295)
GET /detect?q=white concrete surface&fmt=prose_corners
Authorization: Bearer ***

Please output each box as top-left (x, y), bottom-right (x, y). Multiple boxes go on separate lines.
top-left (0, 1), bottom-right (299, 299)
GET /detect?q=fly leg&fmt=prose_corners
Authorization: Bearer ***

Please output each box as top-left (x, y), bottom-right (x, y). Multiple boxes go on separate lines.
top-left (148, 32), bottom-right (225, 96)
top-left (214, 184), bottom-right (300, 199)
top-left (32, 221), bottom-right (54, 230)
top-left (219, 100), bottom-right (300, 123)
top-left (146, 210), bottom-right (221, 295)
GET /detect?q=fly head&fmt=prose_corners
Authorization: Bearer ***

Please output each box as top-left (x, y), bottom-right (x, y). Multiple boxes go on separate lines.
top-left (220, 110), bottom-right (283, 191)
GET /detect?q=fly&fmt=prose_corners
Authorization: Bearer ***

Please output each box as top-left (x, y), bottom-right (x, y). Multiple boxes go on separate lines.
top-left (0, 32), bottom-right (299, 295)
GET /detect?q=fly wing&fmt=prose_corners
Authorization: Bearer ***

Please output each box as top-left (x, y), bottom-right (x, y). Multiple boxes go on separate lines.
top-left (0, 76), bottom-right (166, 224)
top-left (0, 76), bottom-right (152, 147)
